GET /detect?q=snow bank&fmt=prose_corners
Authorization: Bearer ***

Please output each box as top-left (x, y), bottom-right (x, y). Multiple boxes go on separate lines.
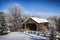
top-left (0, 32), bottom-right (49, 40)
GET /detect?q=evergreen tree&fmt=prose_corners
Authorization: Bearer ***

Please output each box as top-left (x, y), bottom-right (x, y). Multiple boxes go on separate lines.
top-left (0, 12), bottom-right (8, 35)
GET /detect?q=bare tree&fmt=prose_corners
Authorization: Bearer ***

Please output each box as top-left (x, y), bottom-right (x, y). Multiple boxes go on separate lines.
top-left (47, 16), bottom-right (60, 40)
top-left (8, 3), bottom-right (24, 31)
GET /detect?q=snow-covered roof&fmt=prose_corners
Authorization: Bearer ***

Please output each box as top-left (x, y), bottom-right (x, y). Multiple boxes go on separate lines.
top-left (31, 17), bottom-right (48, 23)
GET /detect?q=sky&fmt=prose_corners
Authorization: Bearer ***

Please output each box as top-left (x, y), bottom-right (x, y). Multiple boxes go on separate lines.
top-left (0, 0), bottom-right (60, 18)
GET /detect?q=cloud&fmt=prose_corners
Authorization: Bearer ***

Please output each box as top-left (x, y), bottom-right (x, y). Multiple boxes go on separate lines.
top-left (25, 11), bottom-right (60, 18)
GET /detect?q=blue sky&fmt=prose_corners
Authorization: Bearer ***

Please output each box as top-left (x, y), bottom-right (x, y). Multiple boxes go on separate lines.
top-left (0, 0), bottom-right (60, 18)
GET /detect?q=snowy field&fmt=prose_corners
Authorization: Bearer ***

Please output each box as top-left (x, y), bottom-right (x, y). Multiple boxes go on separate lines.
top-left (0, 32), bottom-right (49, 40)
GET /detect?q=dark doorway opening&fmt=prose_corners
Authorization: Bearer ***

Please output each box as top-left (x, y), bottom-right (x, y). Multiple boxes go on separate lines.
top-left (27, 23), bottom-right (37, 31)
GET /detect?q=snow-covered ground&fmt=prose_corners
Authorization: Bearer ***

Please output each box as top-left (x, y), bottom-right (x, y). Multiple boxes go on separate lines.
top-left (0, 32), bottom-right (49, 40)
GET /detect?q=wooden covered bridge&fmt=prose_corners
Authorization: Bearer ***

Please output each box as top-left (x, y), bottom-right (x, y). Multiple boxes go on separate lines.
top-left (21, 17), bottom-right (49, 32)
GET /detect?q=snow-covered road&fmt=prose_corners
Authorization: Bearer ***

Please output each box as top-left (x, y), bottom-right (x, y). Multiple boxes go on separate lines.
top-left (0, 32), bottom-right (49, 40)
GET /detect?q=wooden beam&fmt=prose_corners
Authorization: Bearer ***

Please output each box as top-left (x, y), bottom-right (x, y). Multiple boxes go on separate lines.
top-left (37, 24), bottom-right (38, 31)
